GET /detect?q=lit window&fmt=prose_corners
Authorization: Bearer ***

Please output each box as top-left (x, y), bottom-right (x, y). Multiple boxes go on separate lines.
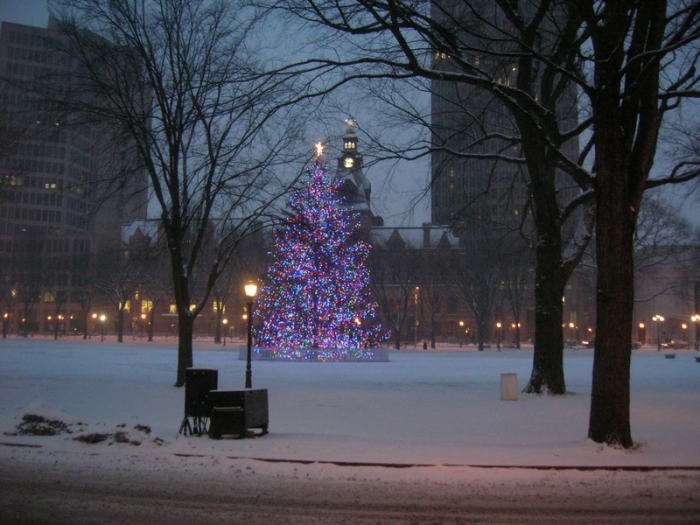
top-left (213, 302), bottom-right (225, 313)
top-left (169, 304), bottom-right (177, 314)
top-left (141, 300), bottom-right (152, 314)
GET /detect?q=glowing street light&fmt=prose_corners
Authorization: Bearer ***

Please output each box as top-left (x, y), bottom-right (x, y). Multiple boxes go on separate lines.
top-left (652, 315), bottom-right (664, 351)
top-left (692, 314), bottom-right (700, 350)
top-left (244, 282), bottom-right (258, 389)
top-left (99, 314), bottom-right (106, 342)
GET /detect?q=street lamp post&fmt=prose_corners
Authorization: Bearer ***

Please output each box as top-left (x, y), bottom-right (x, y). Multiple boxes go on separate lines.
top-left (244, 282), bottom-right (258, 389)
top-left (652, 315), bottom-right (664, 351)
top-left (496, 322), bottom-right (502, 351)
top-left (222, 318), bottom-right (228, 346)
top-left (568, 322), bottom-right (575, 346)
top-left (99, 314), bottom-right (106, 342)
top-left (682, 323), bottom-right (688, 346)
top-left (414, 287), bottom-right (419, 347)
top-left (692, 314), bottom-right (700, 350)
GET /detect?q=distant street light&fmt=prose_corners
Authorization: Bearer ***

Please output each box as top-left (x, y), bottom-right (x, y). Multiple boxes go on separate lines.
top-left (652, 315), bottom-right (664, 351)
top-left (244, 282), bottom-right (258, 389)
top-left (692, 315), bottom-right (700, 351)
top-left (496, 322), bottom-right (502, 351)
top-left (414, 287), bottom-right (419, 346)
top-left (682, 323), bottom-right (688, 346)
top-left (99, 314), bottom-right (106, 342)
top-left (568, 322), bottom-right (575, 345)
top-left (222, 318), bottom-right (228, 346)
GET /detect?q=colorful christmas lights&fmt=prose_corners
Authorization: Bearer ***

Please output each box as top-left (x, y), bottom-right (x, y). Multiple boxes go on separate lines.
top-left (254, 159), bottom-right (385, 360)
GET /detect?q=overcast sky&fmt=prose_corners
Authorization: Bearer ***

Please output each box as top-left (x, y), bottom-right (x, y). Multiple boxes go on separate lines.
top-left (0, 0), bottom-right (49, 27)
top-left (0, 0), bottom-right (430, 227)
top-left (1, 1), bottom-right (695, 230)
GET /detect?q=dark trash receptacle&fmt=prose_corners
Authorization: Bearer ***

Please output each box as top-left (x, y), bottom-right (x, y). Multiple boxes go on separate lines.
top-left (209, 406), bottom-right (246, 439)
top-left (209, 389), bottom-right (269, 437)
top-left (179, 368), bottom-right (218, 436)
top-left (185, 368), bottom-right (218, 417)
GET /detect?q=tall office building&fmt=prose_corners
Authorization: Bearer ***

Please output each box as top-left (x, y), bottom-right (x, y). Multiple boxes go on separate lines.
top-left (429, 2), bottom-right (579, 229)
top-left (0, 19), bottom-right (148, 334)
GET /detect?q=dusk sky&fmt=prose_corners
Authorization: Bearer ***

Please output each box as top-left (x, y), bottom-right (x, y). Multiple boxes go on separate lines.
top-left (0, 0), bottom-right (49, 27)
top-left (0, 0), bottom-right (430, 226)
top-left (1, 1), bottom-right (695, 228)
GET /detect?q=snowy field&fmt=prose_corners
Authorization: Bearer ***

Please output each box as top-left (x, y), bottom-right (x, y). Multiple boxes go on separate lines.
top-left (1, 337), bottom-right (700, 523)
top-left (1, 336), bottom-right (699, 468)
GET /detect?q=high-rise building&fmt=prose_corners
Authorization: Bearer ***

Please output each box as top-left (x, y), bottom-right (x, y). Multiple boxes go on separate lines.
top-left (0, 19), bottom-right (148, 334)
top-left (429, 2), bottom-right (579, 229)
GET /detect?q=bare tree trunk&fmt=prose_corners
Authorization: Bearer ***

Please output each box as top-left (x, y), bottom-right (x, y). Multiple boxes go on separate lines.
top-left (588, 190), bottom-right (634, 446)
top-left (582, 0), bottom-right (670, 449)
top-left (393, 330), bottom-right (401, 350)
top-left (117, 308), bottom-right (124, 343)
top-left (214, 308), bottom-right (222, 344)
top-left (524, 244), bottom-right (566, 394)
top-left (148, 310), bottom-right (155, 342)
top-left (175, 312), bottom-right (195, 387)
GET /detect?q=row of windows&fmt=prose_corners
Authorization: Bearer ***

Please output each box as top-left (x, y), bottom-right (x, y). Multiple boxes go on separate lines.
top-left (69, 149), bottom-right (90, 168)
top-left (0, 237), bottom-right (90, 254)
top-left (2, 206), bottom-right (63, 223)
top-left (6, 29), bottom-right (57, 49)
top-left (0, 208), bottom-right (90, 231)
top-left (5, 61), bottom-right (57, 79)
top-left (2, 91), bottom-right (57, 112)
top-left (2, 190), bottom-right (64, 206)
top-left (0, 223), bottom-right (63, 236)
top-left (5, 45), bottom-right (65, 66)
top-left (6, 141), bottom-right (66, 160)
top-left (45, 238), bottom-right (71, 253)
top-left (66, 196), bottom-right (87, 213)
top-left (65, 211), bottom-right (88, 229)
top-left (0, 157), bottom-right (66, 174)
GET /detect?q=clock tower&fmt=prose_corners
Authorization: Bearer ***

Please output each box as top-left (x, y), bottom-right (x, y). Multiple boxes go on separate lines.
top-left (334, 118), bottom-right (383, 231)
top-left (335, 118), bottom-right (370, 206)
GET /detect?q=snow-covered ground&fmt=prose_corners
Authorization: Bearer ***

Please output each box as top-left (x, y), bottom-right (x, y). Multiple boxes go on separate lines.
top-left (2, 336), bottom-right (699, 468)
top-left (1, 336), bottom-right (699, 522)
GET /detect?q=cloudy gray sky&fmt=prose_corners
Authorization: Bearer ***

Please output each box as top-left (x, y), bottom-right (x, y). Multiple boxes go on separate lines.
top-left (0, 0), bottom-right (430, 227)
top-left (2, 1), bottom-right (696, 229)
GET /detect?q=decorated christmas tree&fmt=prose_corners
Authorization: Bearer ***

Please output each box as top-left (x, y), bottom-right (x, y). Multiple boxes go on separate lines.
top-left (254, 146), bottom-right (385, 360)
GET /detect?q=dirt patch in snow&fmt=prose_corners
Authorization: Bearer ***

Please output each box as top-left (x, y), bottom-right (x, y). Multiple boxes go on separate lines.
top-left (4, 411), bottom-right (165, 448)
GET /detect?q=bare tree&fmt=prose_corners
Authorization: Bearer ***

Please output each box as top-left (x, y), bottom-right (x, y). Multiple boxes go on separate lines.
top-left (416, 250), bottom-right (454, 349)
top-left (49, 0), bottom-right (310, 385)
top-left (501, 239), bottom-right (534, 349)
top-left (580, 1), bottom-right (700, 447)
top-left (451, 231), bottom-right (507, 351)
top-left (272, 0), bottom-right (595, 396)
top-left (91, 242), bottom-right (152, 342)
top-left (273, 0), bottom-right (700, 447)
top-left (0, 256), bottom-right (19, 338)
top-left (8, 231), bottom-right (44, 336)
top-left (369, 239), bottom-right (421, 349)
